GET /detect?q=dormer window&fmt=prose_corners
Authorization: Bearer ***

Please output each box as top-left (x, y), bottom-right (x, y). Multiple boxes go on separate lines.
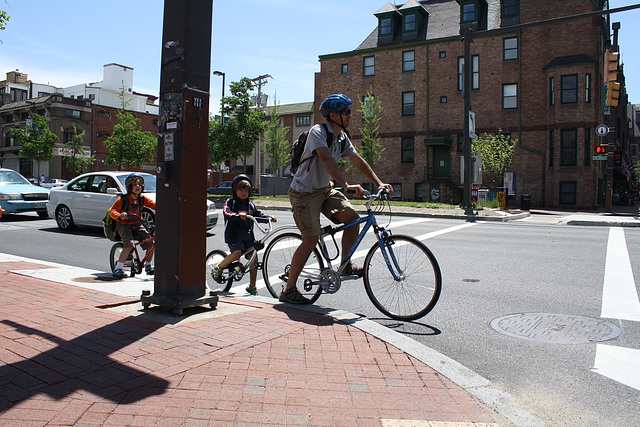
top-left (404, 13), bottom-right (417, 32)
top-left (461, 0), bottom-right (477, 23)
top-left (502, 0), bottom-right (518, 17)
top-left (380, 17), bottom-right (393, 36)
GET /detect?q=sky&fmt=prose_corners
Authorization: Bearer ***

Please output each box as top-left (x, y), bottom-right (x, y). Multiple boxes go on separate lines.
top-left (1, 0), bottom-right (639, 113)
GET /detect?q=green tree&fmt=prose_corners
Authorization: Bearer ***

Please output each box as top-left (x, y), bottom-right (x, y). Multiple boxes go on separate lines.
top-left (263, 101), bottom-right (290, 178)
top-left (0, 10), bottom-right (9, 31)
top-left (63, 125), bottom-right (95, 176)
top-left (471, 129), bottom-right (517, 187)
top-left (11, 113), bottom-right (59, 181)
top-left (208, 77), bottom-right (266, 172)
top-left (104, 109), bottom-right (156, 170)
top-left (358, 88), bottom-right (384, 167)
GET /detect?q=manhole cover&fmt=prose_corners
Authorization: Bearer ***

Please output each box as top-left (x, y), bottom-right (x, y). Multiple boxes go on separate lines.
top-left (490, 313), bottom-right (621, 344)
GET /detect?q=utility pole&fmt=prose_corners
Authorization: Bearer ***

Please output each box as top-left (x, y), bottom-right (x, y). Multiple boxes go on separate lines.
top-left (605, 22), bottom-right (621, 212)
top-left (142, 0), bottom-right (217, 315)
top-left (462, 28), bottom-right (474, 217)
top-left (252, 74), bottom-right (271, 193)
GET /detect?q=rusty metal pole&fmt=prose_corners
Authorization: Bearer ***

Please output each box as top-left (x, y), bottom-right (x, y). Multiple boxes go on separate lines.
top-left (141, 0), bottom-right (217, 315)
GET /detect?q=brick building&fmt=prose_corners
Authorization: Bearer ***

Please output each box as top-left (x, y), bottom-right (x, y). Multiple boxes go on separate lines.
top-left (314, 0), bottom-right (631, 208)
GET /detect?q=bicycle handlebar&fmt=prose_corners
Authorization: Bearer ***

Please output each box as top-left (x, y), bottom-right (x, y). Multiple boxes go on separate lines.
top-left (245, 214), bottom-right (274, 235)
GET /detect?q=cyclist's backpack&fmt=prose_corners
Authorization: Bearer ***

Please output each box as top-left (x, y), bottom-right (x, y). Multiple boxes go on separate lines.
top-left (102, 195), bottom-right (144, 241)
top-left (290, 123), bottom-right (337, 174)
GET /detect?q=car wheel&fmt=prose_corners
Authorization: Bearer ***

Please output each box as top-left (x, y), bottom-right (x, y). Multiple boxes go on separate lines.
top-left (141, 209), bottom-right (155, 234)
top-left (55, 205), bottom-right (76, 230)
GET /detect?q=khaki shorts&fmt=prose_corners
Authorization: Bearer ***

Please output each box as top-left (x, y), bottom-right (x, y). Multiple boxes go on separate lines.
top-left (289, 187), bottom-right (355, 239)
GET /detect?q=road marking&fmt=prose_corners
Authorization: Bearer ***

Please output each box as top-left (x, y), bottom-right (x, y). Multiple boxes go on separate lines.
top-left (601, 228), bottom-right (640, 322)
top-left (592, 344), bottom-right (640, 391)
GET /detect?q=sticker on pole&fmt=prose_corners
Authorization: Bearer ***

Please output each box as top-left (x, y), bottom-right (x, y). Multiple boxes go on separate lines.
top-left (596, 124), bottom-right (609, 137)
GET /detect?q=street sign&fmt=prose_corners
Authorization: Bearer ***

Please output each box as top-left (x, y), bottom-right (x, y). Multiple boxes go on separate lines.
top-left (592, 155), bottom-right (607, 160)
top-left (596, 124), bottom-right (609, 137)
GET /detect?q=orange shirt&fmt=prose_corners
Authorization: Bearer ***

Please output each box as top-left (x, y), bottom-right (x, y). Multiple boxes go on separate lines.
top-left (109, 194), bottom-right (156, 225)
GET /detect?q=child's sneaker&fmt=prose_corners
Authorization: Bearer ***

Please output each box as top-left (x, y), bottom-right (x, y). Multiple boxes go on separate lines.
top-left (212, 264), bottom-right (224, 283)
top-left (113, 268), bottom-right (127, 279)
top-left (145, 264), bottom-right (155, 275)
top-left (246, 286), bottom-right (258, 296)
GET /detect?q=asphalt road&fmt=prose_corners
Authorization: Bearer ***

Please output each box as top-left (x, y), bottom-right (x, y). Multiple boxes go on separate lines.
top-left (1, 211), bottom-right (639, 426)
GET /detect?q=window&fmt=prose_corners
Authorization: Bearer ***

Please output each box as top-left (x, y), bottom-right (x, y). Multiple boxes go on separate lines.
top-left (560, 128), bottom-right (578, 166)
top-left (65, 109), bottom-right (81, 119)
top-left (97, 131), bottom-right (110, 138)
top-left (341, 64), bottom-right (348, 74)
top-left (549, 77), bottom-right (555, 106)
top-left (440, 96), bottom-right (448, 103)
top-left (402, 92), bottom-right (415, 116)
top-left (4, 133), bottom-right (16, 147)
top-left (363, 56), bottom-right (375, 76)
top-left (88, 94), bottom-right (95, 100)
top-left (458, 56), bottom-right (479, 90)
top-left (559, 181), bottom-right (577, 205)
top-left (561, 74), bottom-right (578, 104)
top-left (362, 94), bottom-right (375, 109)
top-left (584, 128), bottom-right (591, 166)
top-left (401, 137), bottom-right (415, 163)
top-left (585, 74), bottom-right (591, 103)
top-left (503, 37), bottom-right (518, 60)
top-left (457, 134), bottom-right (464, 153)
top-left (392, 183), bottom-right (402, 200)
top-left (380, 17), bottom-right (392, 36)
top-left (404, 13), bottom-right (417, 32)
top-left (295, 116), bottom-right (311, 127)
top-left (403, 50), bottom-right (415, 72)
top-left (63, 131), bottom-right (75, 143)
top-left (10, 88), bottom-right (27, 102)
top-left (503, 83), bottom-right (517, 109)
top-left (97, 109), bottom-right (110, 117)
top-left (439, 51), bottom-right (446, 58)
top-left (502, 0), bottom-right (519, 17)
top-left (461, 0), bottom-right (476, 22)
top-left (549, 130), bottom-right (555, 167)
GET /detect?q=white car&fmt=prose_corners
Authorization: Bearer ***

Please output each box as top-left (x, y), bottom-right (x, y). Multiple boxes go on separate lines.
top-left (46, 171), bottom-right (218, 232)
top-left (41, 179), bottom-right (68, 189)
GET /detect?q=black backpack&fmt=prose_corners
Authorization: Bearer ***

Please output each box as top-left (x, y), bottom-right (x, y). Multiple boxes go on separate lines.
top-left (102, 195), bottom-right (144, 241)
top-left (291, 123), bottom-right (343, 174)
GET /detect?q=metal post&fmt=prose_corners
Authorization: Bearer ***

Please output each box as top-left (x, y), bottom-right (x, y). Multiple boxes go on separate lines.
top-left (605, 22), bottom-right (620, 213)
top-left (462, 28), bottom-right (475, 216)
top-left (141, 0), bottom-right (217, 315)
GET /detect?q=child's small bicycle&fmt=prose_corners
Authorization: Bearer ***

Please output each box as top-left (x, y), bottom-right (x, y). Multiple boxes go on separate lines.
top-left (109, 214), bottom-right (155, 278)
top-left (205, 216), bottom-right (295, 292)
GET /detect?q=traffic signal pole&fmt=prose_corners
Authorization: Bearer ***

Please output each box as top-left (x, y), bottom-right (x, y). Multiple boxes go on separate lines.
top-left (141, 0), bottom-right (217, 315)
top-left (604, 22), bottom-right (620, 213)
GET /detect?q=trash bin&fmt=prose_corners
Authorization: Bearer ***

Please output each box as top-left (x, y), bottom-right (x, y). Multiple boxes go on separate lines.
top-left (520, 194), bottom-right (531, 211)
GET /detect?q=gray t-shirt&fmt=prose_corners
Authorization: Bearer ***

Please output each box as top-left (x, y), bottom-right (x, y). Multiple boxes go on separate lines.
top-left (290, 122), bottom-right (357, 193)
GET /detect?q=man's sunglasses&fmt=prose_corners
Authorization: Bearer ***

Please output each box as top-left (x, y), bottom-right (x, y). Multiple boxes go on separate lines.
top-left (338, 108), bottom-right (351, 115)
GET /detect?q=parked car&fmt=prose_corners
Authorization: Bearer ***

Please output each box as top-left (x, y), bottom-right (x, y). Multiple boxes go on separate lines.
top-left (41, 179), bottom-right (68, 189)
top-left (0, 168), bottom-right (50, 218)
top-left (47, 171), bottom-right (218, 232)
top-left (207, 181), bottom-right (234, 196)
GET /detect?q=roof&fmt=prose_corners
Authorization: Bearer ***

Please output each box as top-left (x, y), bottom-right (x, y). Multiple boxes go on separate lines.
top-left (264, 102), bottom-right (313, 117)
top-left (544, 55), bottom-right (598, 69)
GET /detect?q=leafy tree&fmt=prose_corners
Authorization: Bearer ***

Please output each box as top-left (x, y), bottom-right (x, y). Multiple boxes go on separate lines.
top-left (358, 88), bottom-right (384, 167)
top-left (471, 128), bottom-right (517, 187)
top-left (0, 10), bottom-right (9, 31)
top-left (263, 101), bottom-right (290, 178)
top-left (208, 77), bottom-right (266, 172)
top-left (11, 113), bottom-right (59, 181)
top-left (104, 110), bottom-right (156, 170)
top-left (63, 125), bottom-right (95, 176)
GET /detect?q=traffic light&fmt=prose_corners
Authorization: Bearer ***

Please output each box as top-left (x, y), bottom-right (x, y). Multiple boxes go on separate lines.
top-left (604, 49), bottom-right (620, 107)
top-left (596, 144), bottom-right (607, 155)
top-left (606, 81), bottom-right (620, 107)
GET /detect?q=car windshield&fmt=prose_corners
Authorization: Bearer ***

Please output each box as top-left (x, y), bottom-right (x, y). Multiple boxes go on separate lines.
top-left (115, 173), bottom-right (157, 192)
top-left (0, 170), bottom-right (31, 185)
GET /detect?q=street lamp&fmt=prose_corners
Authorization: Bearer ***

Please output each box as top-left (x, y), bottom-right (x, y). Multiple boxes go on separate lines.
top-left (213, 70), bottom-right (225, 99)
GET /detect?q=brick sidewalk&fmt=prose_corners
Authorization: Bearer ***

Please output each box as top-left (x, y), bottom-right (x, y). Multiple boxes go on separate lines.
top-left (0, 260), bottom-right (502, 426)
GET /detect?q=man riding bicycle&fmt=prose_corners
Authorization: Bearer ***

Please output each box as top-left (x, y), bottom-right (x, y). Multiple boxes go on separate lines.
top-left (110, 173), bottom-right (156, 279)
top-left (282, 94), bottom-right (393, 304)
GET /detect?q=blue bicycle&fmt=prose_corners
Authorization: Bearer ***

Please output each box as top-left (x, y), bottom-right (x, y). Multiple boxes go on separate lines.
top-left (262, 188), bottom-right (442, 321)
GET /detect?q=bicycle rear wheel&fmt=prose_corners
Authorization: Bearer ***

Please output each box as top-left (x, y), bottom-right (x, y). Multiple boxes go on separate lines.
top-left (262, 233), bottom-right (324, 303)
top-left (109, 242), bottom-right (139, 278)
top-left (205, 249), bottom-right (234, 292)
top-left (363, 234), bottom-right (441, 321)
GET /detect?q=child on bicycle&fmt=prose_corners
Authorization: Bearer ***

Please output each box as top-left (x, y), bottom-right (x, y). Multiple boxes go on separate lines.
top-left (213, 174), bottom-right (276, 295)
top-left (110, 173), bottom-right (156, 279)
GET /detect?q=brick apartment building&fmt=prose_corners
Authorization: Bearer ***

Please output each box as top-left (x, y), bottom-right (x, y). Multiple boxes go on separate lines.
top-left (314, 0), bottom-right (631, 208)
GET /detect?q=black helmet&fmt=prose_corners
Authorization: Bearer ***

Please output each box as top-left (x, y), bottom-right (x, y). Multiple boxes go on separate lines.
top-left (126, 173), bottom-right (144, 192)
top-left (319, 94), bottom-right (352, 118)
top-left (232, 174), bottom-right (252, 198)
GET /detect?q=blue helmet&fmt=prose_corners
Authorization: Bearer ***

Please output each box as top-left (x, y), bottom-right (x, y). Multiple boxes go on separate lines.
top-left (126, 173), bottom-right (145, 192)
top-left (319, 94), bottom-right (352, 118)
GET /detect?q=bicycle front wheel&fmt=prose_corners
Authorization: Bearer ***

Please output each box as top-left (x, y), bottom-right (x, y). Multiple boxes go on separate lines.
top-left (262, 233), bottom-right (324, 303)
top-left (363, 234), bottom-right (441, 321)
top-left (205, 249), bottom-right (233, 292)
top-left (110, 242), bottom-right (137, 277)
